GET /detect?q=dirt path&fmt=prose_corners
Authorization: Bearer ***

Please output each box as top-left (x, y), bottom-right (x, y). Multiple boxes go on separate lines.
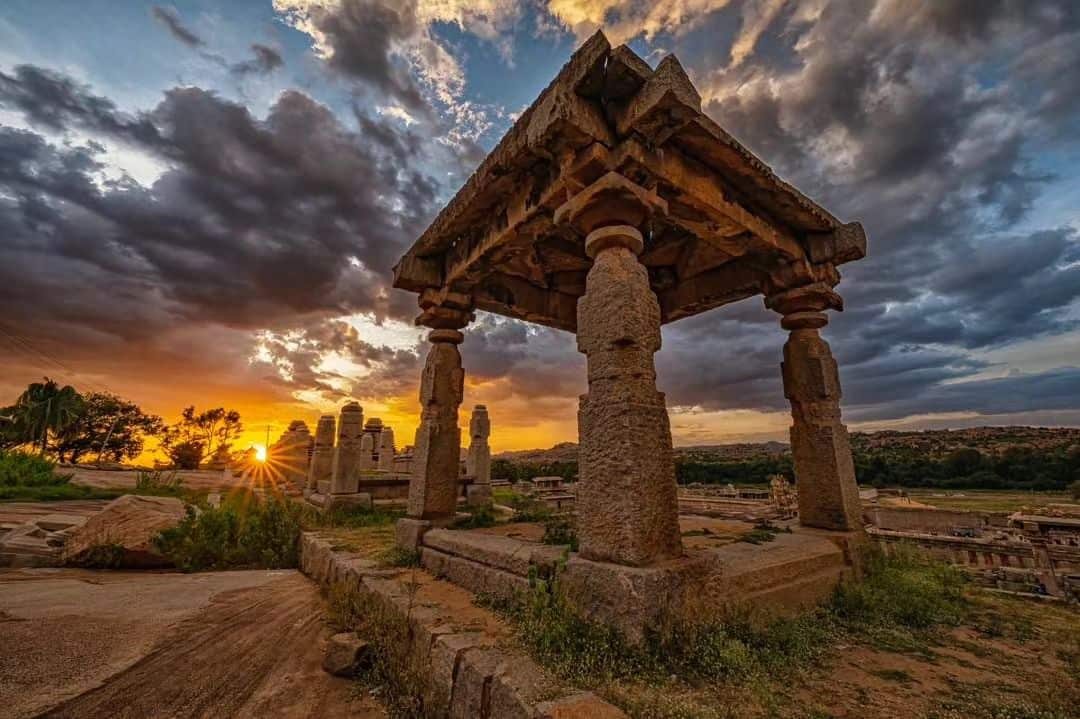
top-left (0, 569), bottom-right (384, 719)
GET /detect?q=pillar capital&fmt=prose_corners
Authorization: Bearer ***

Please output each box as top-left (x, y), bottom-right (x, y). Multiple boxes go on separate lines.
top-left (417, 288), bottom-right (475, 331)
top-left (554, 171), bottom-right (667, 237)
top-left (585, 224), bottom-right (644, 258)
top-left (765, 281), bottom-right (843, 331)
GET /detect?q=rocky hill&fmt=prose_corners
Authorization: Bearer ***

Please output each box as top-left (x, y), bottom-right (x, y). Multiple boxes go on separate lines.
top-left (495, 426), bottom-right (1080, 464)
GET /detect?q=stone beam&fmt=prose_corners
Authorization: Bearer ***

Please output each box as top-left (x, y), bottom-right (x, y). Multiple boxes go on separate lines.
top-left (614, 139), bottom-right (805, 261)
top-left (473, 273), bottom-right (578, 332)
top-left (658, 261), bottom-right (764, 323)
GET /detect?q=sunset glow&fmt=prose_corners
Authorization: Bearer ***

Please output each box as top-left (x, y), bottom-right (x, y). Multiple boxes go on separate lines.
top-left (254, 444), bottom-right (267, 462)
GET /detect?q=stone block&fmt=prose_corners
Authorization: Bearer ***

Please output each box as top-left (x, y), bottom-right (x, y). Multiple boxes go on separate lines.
top-left (450, 648), bottom-right (501, 719)
top-left (328, 492), bottom-right (373, 510)
top-left (560, 554), bottom-right (711, 645)
top-left (466, 483), bottom-right (492, 508)
top-left (489, 653), bottom-right (561, 719)
top-left (419, 547), bottom-right (530, 601)
top-left (396, 517), bottom-right (432, 550)
top-left (61, 495), bottom-right (187, 568)
top-left (322, 632), bottom-right (371, 677)
top-left (431, 632), bottom-right (489, 697)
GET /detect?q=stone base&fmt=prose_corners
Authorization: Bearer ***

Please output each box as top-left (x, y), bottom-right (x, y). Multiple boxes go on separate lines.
top-left (396, 517), bottom-right (433, 550)
top-left (465, 484), bottom-right (492, 508)
top-left (305, 492), bottom-right (373, 512)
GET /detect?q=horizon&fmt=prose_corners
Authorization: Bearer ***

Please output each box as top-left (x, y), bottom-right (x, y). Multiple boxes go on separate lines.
top-left (3, 1), bottom-right (1080, 461)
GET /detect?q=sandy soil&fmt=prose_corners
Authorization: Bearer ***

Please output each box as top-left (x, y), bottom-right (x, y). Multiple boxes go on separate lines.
top-left (0, 568), bottom-right (384, 719)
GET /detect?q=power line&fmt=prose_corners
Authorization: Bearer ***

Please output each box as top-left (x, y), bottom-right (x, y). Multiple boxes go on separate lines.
top-left (0, 322), bottom-right (115, 396)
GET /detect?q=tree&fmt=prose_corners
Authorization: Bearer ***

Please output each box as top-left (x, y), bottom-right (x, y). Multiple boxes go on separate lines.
top-left (160, 406), bottom-right (242, 465)
top-left (167, 441), bottom-right (205, 470)
top-left (53, 392), bottom-right (164, 464)
top-left (8, 378), bottom-right (84, 454)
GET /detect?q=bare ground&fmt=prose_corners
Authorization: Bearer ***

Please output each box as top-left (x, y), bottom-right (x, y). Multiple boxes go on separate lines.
top-left (0, 568), bottom-right (384, 719)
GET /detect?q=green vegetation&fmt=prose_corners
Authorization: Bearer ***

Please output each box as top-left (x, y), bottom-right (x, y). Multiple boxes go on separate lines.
top-left (0, 448), bottom-right (117, 501)
top-left (328, 583), bottom-right (445, 718)
top-left (152, 492), bottom-right (303, 571)
top-left (451, 505), bottom-right (497, 529)
top-left (737, 521), bottom-right (788, 545)
top-left (492, 457), bottom-right (577, 483)
top-left (540, 514), bottom-right (578, 550)
top-left (159, 405), bottom-right (243, 469)
top-left (376, 546), bottom-right (421, 568)
top-left (490, 549), bottom-right (971, 702)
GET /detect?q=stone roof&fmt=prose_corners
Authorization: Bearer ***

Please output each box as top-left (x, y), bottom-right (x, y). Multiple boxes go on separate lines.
top-left (394, 31), bottom-right (866, 331)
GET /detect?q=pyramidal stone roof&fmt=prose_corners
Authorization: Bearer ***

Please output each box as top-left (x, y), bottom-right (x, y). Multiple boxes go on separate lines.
top-left (394, 31), bottom-right (866, 332)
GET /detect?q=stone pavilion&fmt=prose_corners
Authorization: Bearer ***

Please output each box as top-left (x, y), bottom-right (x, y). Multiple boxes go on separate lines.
top-left (392, 32), bottom-right (869, 633)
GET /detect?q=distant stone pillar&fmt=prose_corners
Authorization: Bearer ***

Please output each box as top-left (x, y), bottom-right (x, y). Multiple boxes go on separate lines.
top-left (465, 405), bottom-right (491, 484)
top-left (575, 225), bottom-right (683, 566)
top-left (766, 283), bottom-right (862, 532)
top-left (307, 414), bottom-right (336, 494)
top-left (330, 402), bottom-right (363, 495)
top-left (378, 427), bottom-right (395, 471)
top-left (359, 434), bottom-right (375, 471)
top-left (406, 302), bottom-right (471, 520)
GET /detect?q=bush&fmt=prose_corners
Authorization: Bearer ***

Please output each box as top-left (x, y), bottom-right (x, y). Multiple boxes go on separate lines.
top-left (0, 449), bottom-right (69, 487)
top-left (166, 440), bottom-right (204, 470)
top-left (152, 492), bottom-right (302, 571)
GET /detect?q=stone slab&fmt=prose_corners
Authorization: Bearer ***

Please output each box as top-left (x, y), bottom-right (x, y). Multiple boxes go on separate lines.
top-left (420, 547), bottom-right (530, 602)
top-left (423, 528), bottom-right (564, 577)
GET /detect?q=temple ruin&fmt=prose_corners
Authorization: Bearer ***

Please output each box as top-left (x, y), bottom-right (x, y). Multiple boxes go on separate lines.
top-left (392, 31), bottom-right (870, 635)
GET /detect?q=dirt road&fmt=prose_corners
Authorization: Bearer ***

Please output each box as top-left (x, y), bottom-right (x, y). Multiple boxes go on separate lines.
top-left (0, 568), bottom-right (384, 719)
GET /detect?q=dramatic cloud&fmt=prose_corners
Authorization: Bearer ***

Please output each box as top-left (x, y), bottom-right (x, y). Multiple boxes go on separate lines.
top-left (0, 64), bottom-right (438, 371)
top-left (151, 4), bottom-right (285, 77)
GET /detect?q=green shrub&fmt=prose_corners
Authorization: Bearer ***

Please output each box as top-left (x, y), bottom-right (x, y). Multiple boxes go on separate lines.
top-left (541, 515), bottom-right (578, 550)
top-left (451, 505), bottom-right (496, 529)
top-left (0, 450), bottom-right (69, 487)
top-left (829, 548), bottom-right (968, 630)
top-left (152, 492), bottom-right (302, 571)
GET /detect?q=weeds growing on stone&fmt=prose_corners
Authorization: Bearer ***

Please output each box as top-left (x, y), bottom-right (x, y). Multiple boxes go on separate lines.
top-left (492, 546), bottom-right (975, 710)
top-left (328, 582), bottom-right (446, 719)
top-left (376, 546), bottom-right (421, 568)
top-left (152, 491), bottom-right (302, 571)
top-left (540, 515), bottom-right (578, 550)
top-left (451, 505), bottom-right (497, 529)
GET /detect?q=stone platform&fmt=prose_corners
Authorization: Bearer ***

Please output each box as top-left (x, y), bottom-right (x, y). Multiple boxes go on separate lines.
top-left (415, 517), bottom-right (859, 643)
top-left (299, 533), bottom-right (626, 718)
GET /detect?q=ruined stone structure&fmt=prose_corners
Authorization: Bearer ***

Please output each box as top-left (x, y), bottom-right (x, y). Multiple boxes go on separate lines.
top-left (464, 405), bottom-right (492, 507)
top-left (330, 402), bottom-right (364, 495)
top-left (271, 420), bottom-right (313, 491)
top-left (393, 31), bottom-right (866, 567)
top-left (378, 426), bottom-right (396, 471)
top-left (306, 414), bottom-right (336, 495)
top-left (769, 475), bottom-right (798, 519)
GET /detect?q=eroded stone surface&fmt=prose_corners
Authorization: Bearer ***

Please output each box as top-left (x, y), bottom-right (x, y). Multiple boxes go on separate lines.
top-left (330, 402), bottom-right (364, 495)
top-left (575, 228), bottom-right (682, 566)
top-left (322, 632), bottom-right (370, 677)
top-left (306, 415), bottom-right (336, 494)
top-left (61, 495), bottom-right (186, 568)
top-left (407, 335), bottom-right (465, 520)
top-left (465, 405), bottom-right (491, 486)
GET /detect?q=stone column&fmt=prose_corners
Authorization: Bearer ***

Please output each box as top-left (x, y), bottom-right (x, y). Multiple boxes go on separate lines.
top-left (378, 427), bottom-right (396, 471)
top-left (766, 283), bottom-right (861, 532)
top-left (330, 402), bottom-right (363, 495)
top-left (406, 325), bottom-right (468, 520)
top-left (359, 434), bottom-right (375, 471)
top-left (576, 225), bottom-right (683, 566)
top-left (465, 405), bottom-right (492, 507)
top-left (306, 414), bottom-right (336, 495)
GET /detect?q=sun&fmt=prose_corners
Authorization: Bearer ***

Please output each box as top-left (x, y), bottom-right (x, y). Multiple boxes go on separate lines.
top-left (253, 444), bottom-right (267, 462)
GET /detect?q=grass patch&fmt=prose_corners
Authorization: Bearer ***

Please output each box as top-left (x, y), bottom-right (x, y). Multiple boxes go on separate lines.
top-left (328, 582), bottom-right (446, 718)
top-left (302, 503), bottom-right (402, 530)
top-left (540, 514), bottom-right (578, 550)
top-left (737, 520), bottom-right (789, 545)
top-left (0, 449), bottom-right (109, 501)
top-left (451, 505), bottom-right (497, 529)
top-left (152, 491), bottom-right (303, 571)
top-left (376, 545), bottom-right (421, 568)
top-left (488, 547), bottom-right (974, 714)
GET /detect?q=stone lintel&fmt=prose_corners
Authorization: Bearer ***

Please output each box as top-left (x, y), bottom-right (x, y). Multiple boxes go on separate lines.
top-left (806, 222), bottom-right (868, 264)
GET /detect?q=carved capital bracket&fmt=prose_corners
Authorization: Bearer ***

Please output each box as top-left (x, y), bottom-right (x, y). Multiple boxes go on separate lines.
top-left (553, 171), bottom-right (667, 236)
top-left (765, 281), bottom-right (844, 330)
top-left (416, 288), bottom-right (475, 330)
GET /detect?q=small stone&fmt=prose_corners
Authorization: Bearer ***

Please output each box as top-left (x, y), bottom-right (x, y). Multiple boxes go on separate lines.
top-left (322, 632), bottom-right (371, 677)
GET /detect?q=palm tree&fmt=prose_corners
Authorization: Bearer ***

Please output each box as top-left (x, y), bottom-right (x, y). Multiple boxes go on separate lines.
top-left (14, 378), bottom-right (84, 455)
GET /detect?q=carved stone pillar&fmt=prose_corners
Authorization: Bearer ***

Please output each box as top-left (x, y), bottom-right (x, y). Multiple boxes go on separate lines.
top-left (330, 402), bottom-right (363, 495)
top-left (306, 414), bottom-right (336, 495)
top-left (406, 298), bottom-right (472, 521)
top-left (766, 283), bottom-right (861, 532)
top-left (576, 225), bottom-right (683, 565)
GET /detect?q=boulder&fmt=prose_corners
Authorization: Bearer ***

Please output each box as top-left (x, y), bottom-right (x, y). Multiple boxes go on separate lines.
top-left (322, 632), bottom-right (371, 677)
top-left (61, 495), bottom-right (187, 568)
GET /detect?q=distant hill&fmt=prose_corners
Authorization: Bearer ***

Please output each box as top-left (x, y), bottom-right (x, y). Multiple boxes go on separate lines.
top-left (495, 426), bottom-right (1080, 465)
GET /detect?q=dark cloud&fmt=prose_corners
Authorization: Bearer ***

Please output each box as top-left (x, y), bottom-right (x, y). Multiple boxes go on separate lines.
top-left (151, 5), bottom-right (204, 48)
top-left (151, 5), bottom-right (284, 77)
top-left (0, 65), bottom-right (438, 360)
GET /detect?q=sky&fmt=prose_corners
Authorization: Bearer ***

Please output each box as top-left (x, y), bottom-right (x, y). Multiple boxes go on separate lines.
top-left (1, 0), bottom-right (1079, 457)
